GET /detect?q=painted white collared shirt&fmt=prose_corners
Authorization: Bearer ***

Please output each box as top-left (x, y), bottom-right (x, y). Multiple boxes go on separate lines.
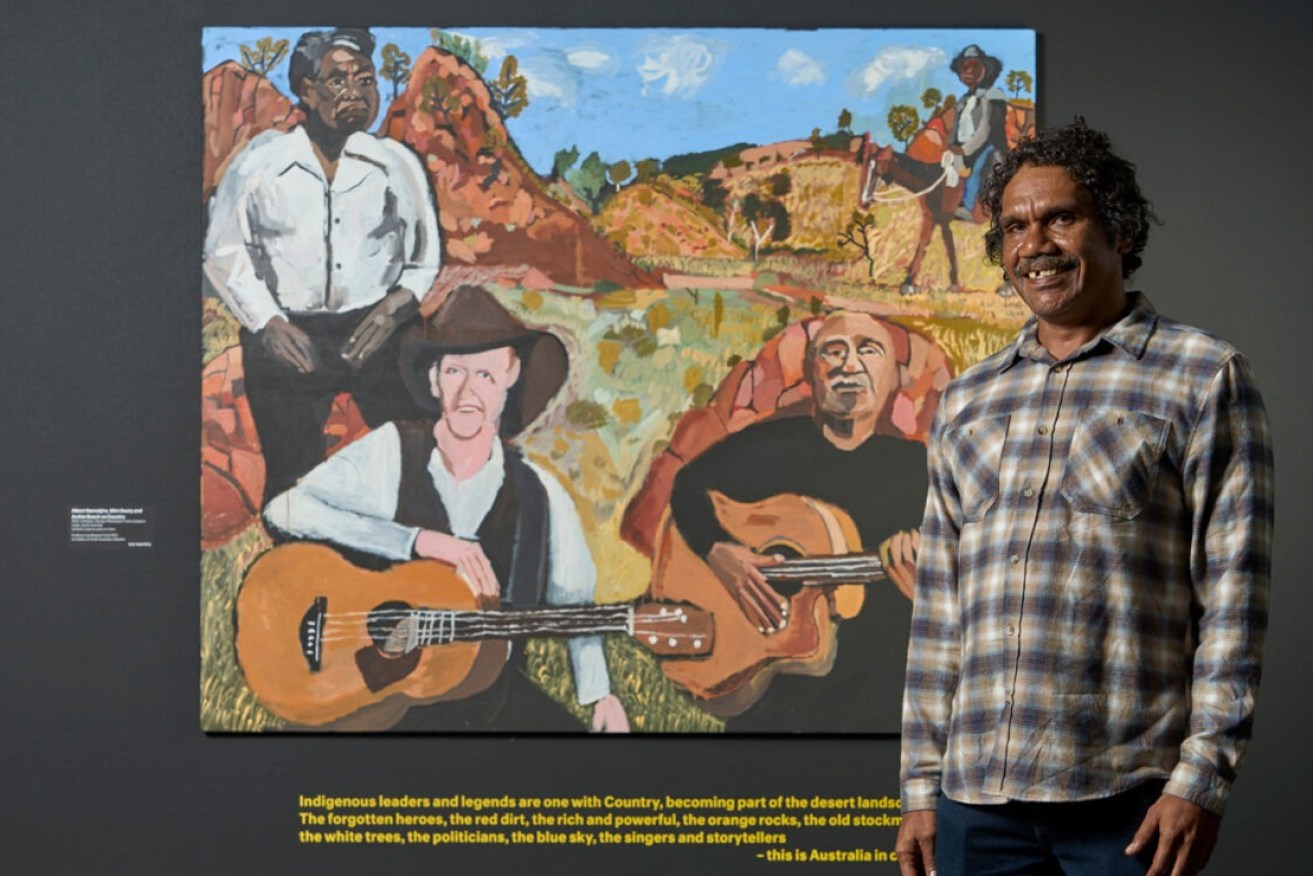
top-left (203, 126), bottom-right (441, 331)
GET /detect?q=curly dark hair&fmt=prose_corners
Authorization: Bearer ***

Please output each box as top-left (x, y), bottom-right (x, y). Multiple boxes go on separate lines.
top-left (981, 119), bottom-right (1158, 277)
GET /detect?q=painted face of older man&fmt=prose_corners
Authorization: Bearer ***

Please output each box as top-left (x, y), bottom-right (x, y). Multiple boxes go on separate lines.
top-left (299, 45), bottom-right (380, 136)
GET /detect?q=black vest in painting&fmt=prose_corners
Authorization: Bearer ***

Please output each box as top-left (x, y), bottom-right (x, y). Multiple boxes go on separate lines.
top-left (393, 420), bottom-right (550, 608)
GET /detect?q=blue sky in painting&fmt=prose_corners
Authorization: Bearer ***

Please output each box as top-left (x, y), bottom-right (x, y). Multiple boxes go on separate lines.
top-left (203, 27), bottom-right (1035, 175)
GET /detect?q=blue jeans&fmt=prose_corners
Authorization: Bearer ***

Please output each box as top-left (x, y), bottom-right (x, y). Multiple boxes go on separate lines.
top-left (961, 144), bottom-right (996, 212)
top-left (935, 781), bottom-right (1165, 876)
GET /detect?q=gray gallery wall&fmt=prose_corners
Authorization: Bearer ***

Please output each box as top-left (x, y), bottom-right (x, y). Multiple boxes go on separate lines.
top-left (3, 0), bottom-right (1307, 871)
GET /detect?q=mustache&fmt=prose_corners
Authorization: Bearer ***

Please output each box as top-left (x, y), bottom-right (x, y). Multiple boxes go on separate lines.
top-left (826, 371), bottom-right (872, 389)
top-left (1018, 255), bottom-right (1079, 274)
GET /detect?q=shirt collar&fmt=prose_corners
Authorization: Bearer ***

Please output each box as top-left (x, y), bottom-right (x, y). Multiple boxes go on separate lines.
top-left (277, 126), bottom-right (382, 191)
top-left (999, 292), bottom-right (1159, 372)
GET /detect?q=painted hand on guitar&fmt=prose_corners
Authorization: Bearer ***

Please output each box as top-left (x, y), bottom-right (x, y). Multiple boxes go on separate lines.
top-left (879, 529), bottom-right (921, 600)
top-left (706, 541), bottom-right (789, 634)
top-left (590, 693), bottom-right (630, 733)
top-left (414, 530), bottom-right (499, 600)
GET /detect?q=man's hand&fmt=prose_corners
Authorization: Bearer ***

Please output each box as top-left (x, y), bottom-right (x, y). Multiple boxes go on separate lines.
top-left (705, 541), bottom-right (787, 634)
top-left (880, 529), bottom-right (921, 600)
top-left (590, 694), bottom-right (630, 733)
top-left (895, 809), bottom-right (937, 876)
top-left (341, 288), bottom-right (418, 368)
top-left (414, 530), bottom-right (499, 601)
top-left (260, 315), bottom-right (317, 373)
top-left (1126, 794), bottom-right (1221, 876)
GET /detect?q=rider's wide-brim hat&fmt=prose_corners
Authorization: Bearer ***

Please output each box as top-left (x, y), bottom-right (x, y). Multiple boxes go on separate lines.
top-left (399, 285), bottom-right (568, 436)
top-left (950, 44), bottom-right (1003, 82)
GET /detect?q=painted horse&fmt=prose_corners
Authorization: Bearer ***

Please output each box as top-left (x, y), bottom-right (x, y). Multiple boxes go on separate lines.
top-left (858, 135), bottom-right (1014, 297)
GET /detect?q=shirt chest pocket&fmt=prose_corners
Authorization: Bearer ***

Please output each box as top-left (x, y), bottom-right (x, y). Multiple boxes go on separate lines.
top-left (1059, 410), bottom-right (1170, 518)
top-left (947, 414), bottom-right (1010, 523)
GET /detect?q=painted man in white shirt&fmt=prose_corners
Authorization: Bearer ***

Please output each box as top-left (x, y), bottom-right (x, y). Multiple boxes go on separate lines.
top-left (204, 28), bottom-right (442, 504)
top-left (265, 286), bottom-right (629, 732)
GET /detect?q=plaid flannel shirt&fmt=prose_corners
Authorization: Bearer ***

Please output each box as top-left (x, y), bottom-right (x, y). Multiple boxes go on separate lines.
top-left (901, 294), bottom-right (1272, 816)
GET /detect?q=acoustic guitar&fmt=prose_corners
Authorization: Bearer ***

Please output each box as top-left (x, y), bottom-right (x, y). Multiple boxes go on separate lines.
top-left (649, 492), bottom-right (885, 717)
top-left (234, 543), bottom-right (712, 729)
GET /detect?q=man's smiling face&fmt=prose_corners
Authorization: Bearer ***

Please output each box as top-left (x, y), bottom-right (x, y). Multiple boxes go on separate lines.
top-left (1000, 164), bottom-right (1128, 331)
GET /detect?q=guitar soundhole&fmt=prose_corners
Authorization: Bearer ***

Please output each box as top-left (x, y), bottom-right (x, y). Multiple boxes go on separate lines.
top-left (366, 600), bottom-right (415, 656)
top-left (766, 546), bottom-right (804, 598)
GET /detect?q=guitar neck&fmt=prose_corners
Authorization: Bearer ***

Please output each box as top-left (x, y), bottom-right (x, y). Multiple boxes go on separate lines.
top-left (760, 552), bottom-right (885, 585)
top-left (412, 604), bottom-right (634, 646)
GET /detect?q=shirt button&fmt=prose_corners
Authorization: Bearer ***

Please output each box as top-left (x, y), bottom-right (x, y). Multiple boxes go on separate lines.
top-left (1009, 554), bottom-right (1020, 565)
top-left (1022, 486), bottom-right (1035, 498)
top-left (334, 217), bottom-right (341, 224)
top-left (1006, 624), bottom-right (1016, 636)
top-left (335, 262), bottom-right (342, 269)
top-left (1037, 425), bottom-right (1049, 435)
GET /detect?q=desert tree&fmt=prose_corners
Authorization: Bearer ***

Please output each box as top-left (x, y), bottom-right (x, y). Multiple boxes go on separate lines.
top-left (380, 43), bottom-right (411, 100)
top-left (430, 29), bottom-right (489, 74)
top-left (566, 151), bottom-right (608, 213)
top-left (634, 158), bottom-right (661, 184)
top-left (239, 37), bottom-right (289, 77)
top-left (607, 159), bottom-right (633, 192)
top-left (739, 193), bottom-right (790, 261)
top-left (552, 145), bottom-right (580, 181)
top-left (489, 55), bottom-right (530, 119)
top-left (887, 105), bottom-right (920, 149)
top-left (1006, 69), bottom-right (1034, 100)
top-left (838, 210), bottom-right (879, 278)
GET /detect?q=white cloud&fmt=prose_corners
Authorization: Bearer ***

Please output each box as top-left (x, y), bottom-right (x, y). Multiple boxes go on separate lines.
top-left (849, 46), bottom-right (947, 97)
top-left (637, 35), bottom-right (723, 99)
top-left (445, 30), bottom-right (534, 64)
top-left (776, 49), bottom-right (825, 86)
top-left (566, 47), bottom-right (615, 73)
top-left (517, 54), bottom-right (579, 108)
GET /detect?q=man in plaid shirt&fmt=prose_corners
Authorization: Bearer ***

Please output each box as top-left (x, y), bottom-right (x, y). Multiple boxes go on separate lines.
top-left (897, 121), bottom-right (1273, 876)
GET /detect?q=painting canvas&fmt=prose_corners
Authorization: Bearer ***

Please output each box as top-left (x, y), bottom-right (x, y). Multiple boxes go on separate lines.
top-left (200, 26), bottom-right (1037, 733)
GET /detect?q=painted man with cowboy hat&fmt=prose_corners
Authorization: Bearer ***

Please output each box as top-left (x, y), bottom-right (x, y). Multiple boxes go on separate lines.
top-left (264, 285), bottom-right (629, 732)
top-left (948, 43), bottom-right (1010, 222)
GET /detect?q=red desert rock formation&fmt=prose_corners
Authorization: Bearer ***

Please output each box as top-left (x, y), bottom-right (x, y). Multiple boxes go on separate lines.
top-left (381, 47), bottom-right (659, 297)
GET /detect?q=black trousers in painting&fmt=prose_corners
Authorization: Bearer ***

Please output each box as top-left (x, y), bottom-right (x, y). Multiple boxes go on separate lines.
top-left (241, 306), bottom-right (423, 506)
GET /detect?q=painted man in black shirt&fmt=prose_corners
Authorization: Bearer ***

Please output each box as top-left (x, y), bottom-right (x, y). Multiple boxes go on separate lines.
top-left (670, 310), bottom-right (927, 732)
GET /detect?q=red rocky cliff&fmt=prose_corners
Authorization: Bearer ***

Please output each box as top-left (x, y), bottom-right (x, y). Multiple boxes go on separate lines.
top-left (381, 48), bottom-right (657, 292)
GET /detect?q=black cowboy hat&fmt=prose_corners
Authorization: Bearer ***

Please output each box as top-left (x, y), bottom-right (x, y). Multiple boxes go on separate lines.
top-left (398, 285), bottom-right (569, 436)
top-left (949, 44), bottom-right (1003, 88)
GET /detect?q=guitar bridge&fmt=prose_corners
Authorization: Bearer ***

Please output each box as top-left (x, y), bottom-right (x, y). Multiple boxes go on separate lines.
top-left (298, 596), bottom-right (327, 672)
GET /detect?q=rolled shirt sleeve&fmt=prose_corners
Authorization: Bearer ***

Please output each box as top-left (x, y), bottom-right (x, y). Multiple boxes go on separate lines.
top-left (262, 423), bottom-right (420, 560)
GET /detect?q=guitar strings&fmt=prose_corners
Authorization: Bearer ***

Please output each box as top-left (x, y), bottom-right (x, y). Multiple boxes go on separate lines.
top-left (314, 610), bottom-right (704, 644)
